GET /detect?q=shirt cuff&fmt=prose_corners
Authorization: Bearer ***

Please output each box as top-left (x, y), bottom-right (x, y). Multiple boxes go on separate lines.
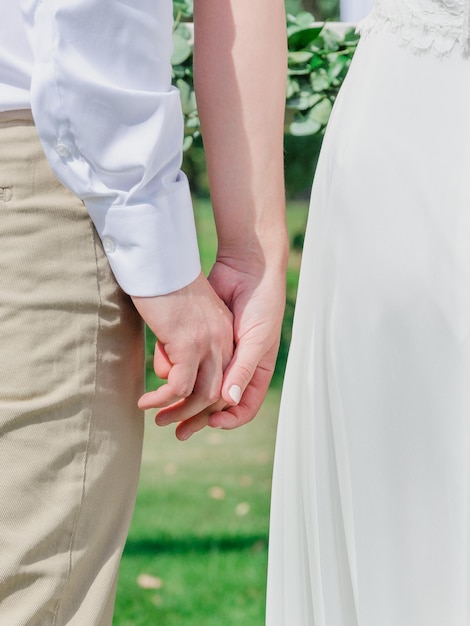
top-left (86, 183), bottom-right (201, 297)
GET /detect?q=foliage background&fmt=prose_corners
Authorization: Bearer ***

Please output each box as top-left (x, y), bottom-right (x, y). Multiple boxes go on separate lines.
top-left (173, 0), bottom-right (356, 200)
top-left (286, 0), bottom-right (339, 20)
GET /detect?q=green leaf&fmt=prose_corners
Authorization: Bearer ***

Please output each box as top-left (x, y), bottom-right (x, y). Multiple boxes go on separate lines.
top-left (288, 26), bottom-right (324, 50)
top-left (294, 11), bottom-right (316, 27)
top-left (327, 55), bottom-right (349, 81)
top-left (172, 31), bottom-right (192, 65)
top-left (182, 135), bottom-right (193, 151)
top-left (288, 67), bottom-right (314, 76)
top-left (310, 68), bottom-right (331, 92)
top-left (173, 0), bottom-right (193, 19)
top-left (176, 78), bottom-right (196, 115)
top-left (287, 92), bottom-right (323, 112)
top-left (309, 98), bottom-right (333, 124)
top-left (319, 28), bottom-right (341, 51)
top-left (186, 116), bottom-right (200, 129)
top-left (290, 117), bottom-right (322, 136)
top-left (288, 50), bottom-right (314, 65)
top-left (286, 78), bottom-right (300, 99)
top-left (309, 54), bottom-right (326, 70)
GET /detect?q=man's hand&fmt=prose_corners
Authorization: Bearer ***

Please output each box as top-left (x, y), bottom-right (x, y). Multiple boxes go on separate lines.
top-left (149, 256), bottom-right (286, 441)
top-left (131, 272), bottom-right (233, 439)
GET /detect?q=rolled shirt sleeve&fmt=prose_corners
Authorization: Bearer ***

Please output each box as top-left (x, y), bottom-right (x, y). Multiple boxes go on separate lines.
top-left (19, 0), bottom-right (201, 296)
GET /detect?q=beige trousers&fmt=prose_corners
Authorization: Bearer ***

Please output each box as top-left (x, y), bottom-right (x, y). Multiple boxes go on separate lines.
top-left (0, 112), bottom-right (145, 625)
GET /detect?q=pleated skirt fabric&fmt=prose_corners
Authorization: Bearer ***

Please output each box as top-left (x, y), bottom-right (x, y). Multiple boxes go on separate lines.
top-left (266, 29), bottom-right (470, 626)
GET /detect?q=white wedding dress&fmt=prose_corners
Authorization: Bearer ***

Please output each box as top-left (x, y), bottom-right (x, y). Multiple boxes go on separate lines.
top-left (267, 2), bottom-right (470, 625)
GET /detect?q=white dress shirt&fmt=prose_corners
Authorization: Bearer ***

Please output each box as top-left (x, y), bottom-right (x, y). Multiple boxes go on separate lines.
top-left (0, 0), bottom-right (201, 297)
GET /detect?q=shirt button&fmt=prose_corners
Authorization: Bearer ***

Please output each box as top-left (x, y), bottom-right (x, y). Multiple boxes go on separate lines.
top-left (55, 142), bottom-right (70, 158)
top-left (102, 237), bottom-right (117, 254)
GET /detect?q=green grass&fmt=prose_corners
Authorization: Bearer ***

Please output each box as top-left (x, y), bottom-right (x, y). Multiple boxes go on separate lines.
top-left (114, 198), bottom-right (309, 625)
top-left (114, 390), bottom-right (280, 626)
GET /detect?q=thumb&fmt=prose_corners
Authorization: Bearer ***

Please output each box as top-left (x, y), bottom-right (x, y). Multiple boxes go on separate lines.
top-left (221, 339), bottom-right (264, 407)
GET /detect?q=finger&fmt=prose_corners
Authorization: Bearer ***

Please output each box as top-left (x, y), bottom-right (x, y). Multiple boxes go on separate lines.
top-left (220, 339), bottom-right (269, 408)
top-left (137, 384), bottom-right (184, 411)
top-left (155, 354), bottom-right (224, 425)
top-left (137, 360), bottom-right (198, 410)
top-left (175, 399), bottom-right (227, 441)
top-left (208, 364), bottom-right (273, 429)
top-left (176, 414), bottom-right (209, 441)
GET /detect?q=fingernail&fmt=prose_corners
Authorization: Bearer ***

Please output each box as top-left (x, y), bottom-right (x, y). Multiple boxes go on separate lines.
top-left (228, 385), bottom-right (242, 404)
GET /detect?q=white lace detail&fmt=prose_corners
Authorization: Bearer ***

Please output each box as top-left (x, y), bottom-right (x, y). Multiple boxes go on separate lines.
top-left (358, 0), bottom-right (470, 57)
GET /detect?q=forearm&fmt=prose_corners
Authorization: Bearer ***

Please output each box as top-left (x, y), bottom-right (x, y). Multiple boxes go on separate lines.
top-left (193, 0), bottom-right (288, 270)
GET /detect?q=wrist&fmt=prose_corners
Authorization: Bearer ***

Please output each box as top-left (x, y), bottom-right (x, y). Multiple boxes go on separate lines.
top-left (218, 223), bottom-right (288, 266)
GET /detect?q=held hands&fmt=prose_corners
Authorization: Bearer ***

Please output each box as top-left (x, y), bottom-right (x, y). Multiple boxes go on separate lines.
top-left (131, 272), bottom-right (234, 440)
top-left (132, 259), bottom-right (286, 440)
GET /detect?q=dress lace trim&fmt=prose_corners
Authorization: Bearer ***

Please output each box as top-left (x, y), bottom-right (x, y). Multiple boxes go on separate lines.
top-left (358, 0), bottom-right (470, 57)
